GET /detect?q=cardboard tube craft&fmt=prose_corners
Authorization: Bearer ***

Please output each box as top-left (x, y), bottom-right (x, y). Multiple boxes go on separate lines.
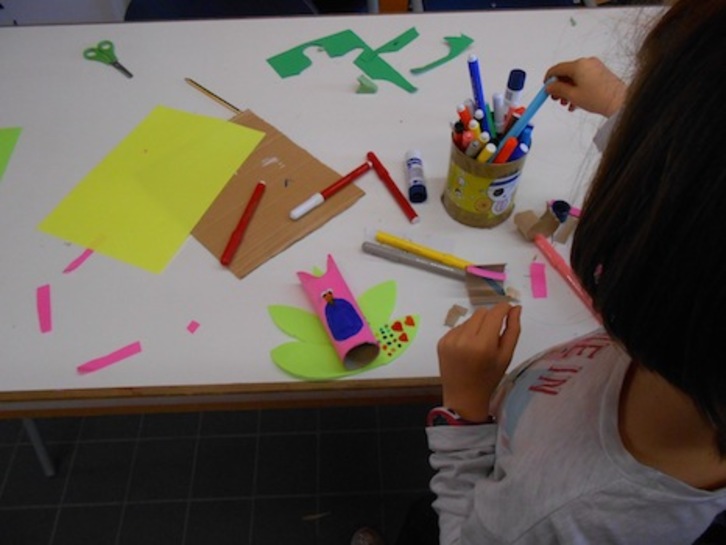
top-left (297, 255), bottom-right (380, 370)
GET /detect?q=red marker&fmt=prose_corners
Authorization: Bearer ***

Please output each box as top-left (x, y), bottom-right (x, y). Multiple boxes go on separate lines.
top-left (220, 180), bottom-right (266, 266)
top-left (367, 151), bottom-right (420, 224)
top-left (290, 162), bottom-right (371, 220)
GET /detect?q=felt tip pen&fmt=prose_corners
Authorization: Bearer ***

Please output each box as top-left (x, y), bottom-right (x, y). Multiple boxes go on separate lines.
top-left (460, 129), bottom-right (474, 151)
top-left (508, 142), bottom-right (529, 162)
top-left (220, 180), bottom-right (266, 266)
top-left (492, 92), bottom-right (506, 134)
top-left (467, 54), bottom-right (490, 133)
top-left (361, 241), bottom-right (465, 280)
top-left (533, 234), bottom-right (598, 320)
top-left (468, 118), bottom-right (482, 140)
top-left (519, 124), bottom-right (534, 149)
top-left (478, 131), bottom-right (491, 146)
top-left (489, 77), bottom-right (556, 162)
top-left (367, 152), bottom-right (420, 224)
top-left (374, 231), bottom-right (506, 282)
top-left (289, 161), bottom-right (371, 220)
top-left (465, 139), bottom-right (483, 158)
top-left (492, 137), bottom-right (519, 163)
top-left (404, 150), bottom-right (428, 203)
top-left (457, 103), bottom-right (473, 126)
top-left (476, 142), bottom-right (497, 163)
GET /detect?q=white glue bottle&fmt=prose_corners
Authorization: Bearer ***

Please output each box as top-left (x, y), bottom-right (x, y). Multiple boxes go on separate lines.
top-left (405, 150), bottom-right (427, 203)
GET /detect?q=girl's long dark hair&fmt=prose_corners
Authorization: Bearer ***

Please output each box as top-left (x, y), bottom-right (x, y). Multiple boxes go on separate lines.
top-left (571, 0), bottom-right (726, 455)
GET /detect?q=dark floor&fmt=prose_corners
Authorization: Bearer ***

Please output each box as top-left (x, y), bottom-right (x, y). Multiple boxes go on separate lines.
top-left (0, 403), bottom-right (436, 545)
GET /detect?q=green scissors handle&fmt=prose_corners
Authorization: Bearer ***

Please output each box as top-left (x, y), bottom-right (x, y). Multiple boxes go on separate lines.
top-left (83, 40), bottom-right (133, 78)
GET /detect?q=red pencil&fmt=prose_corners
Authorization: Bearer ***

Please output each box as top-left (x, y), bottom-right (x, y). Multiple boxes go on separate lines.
top-left (220, 180), bottom-right (267, 266)
top-left (366, 151), bottom-right (420, 224)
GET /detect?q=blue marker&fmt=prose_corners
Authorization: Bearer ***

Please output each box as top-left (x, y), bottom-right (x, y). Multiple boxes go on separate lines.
top-left (519, 124), bottom-right (534, 149)
top-left (488, 77), bottom-right (556, 162)
top-left (467, 54), bottom-right (491, 134)
top-left (508, 142), bottom-right (529, 162)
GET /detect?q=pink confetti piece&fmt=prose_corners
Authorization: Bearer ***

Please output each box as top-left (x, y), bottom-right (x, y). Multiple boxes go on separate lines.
top-left (465, 265), bottom-right (507, 282)
top-left (186, 320), bottom-right (200, 334)
top-left (36, 284), bottom-right (52, 333)
top-left (63, 248), bottom-right (94, 273)
top-left (530, 261), bottom-right (548, 298)
top-left (77, 341), bottom-right (142, 375)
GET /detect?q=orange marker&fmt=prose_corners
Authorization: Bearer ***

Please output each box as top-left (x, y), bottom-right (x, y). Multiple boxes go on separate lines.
top-left (457, 103), bottom-right (473, 126)
top-left (492, 137), bottom-right (518, 163)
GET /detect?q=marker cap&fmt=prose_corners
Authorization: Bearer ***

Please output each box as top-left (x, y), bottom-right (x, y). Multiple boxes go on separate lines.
top-left (507, 69), bottom-right (526, 92)
top-left (290, 193), bottom-right (324, 220)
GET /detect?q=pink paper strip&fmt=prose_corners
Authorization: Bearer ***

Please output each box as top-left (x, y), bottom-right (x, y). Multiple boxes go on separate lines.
top-left (186, 320), bottom-right (200, 334)
top-left (36, 284), bottom-right (52, 333)
top-left (530, 262), bottom-right (548, 298)
top-left (465, 265), bottom-right (507, 282)
top-left (77, 341), bottom-right (142, 375)
top-left (63, 248), bottom-right (94, 273)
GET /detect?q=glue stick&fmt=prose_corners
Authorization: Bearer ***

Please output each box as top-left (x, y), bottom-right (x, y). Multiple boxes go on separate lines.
top-left (405, 150), bottom-right (428, 203)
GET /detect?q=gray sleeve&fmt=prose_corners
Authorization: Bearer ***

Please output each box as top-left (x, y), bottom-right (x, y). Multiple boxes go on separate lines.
top-left (593, 111), bottom-right (621, 152)
top-left (427, 425), bottom-right (498, 545)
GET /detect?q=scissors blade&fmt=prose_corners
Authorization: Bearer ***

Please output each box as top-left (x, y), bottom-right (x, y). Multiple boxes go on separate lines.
top-left (111, 61), bottom-right (133, 79)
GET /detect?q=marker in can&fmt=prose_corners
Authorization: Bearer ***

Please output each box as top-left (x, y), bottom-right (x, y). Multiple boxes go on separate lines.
top-left (476, 142), bottom-right (497, 163)
top-left (405, 150), bottom-right (428, 203)
top-left (465, 139), bottom-right (483, 158)
top-left (492, 92), bottom-right (506, 134)
top-left (505, 69), bottom-right (526, 109)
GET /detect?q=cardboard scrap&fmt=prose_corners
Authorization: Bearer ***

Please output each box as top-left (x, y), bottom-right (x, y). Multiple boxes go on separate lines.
top-left (514, 200), bottom-right (579, 244)
top-left (192, 110), bottom-right (365, 279)
top-left (444, 304), bottom-right (468, 328)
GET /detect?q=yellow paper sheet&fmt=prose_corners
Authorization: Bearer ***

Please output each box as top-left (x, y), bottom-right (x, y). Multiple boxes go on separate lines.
top-left (38, 106), bottom-right (265, 273)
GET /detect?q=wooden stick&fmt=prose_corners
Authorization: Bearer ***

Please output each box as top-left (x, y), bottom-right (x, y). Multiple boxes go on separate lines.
top-left (184, 77), bottom-right (241, 114)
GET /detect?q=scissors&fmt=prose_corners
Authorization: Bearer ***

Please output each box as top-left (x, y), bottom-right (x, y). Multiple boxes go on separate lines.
top-left (83, 40), bottom-right (133, 79)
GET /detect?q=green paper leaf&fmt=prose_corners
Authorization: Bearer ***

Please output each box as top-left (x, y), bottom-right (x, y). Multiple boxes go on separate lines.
top-left (267, 305), bottom-right (328, 343)
top-left (358, 280), bottom-right (396, 326)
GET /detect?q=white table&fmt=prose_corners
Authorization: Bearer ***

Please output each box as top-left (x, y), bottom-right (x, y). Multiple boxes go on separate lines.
top-left (0, 6), bottom-right (660, 417)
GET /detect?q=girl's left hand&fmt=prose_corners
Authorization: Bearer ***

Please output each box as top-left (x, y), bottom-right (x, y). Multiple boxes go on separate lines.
top-left (437, 303), bottom-right (522, 422)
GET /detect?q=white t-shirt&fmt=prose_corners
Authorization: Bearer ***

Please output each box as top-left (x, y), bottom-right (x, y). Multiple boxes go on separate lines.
top-left (427, 330), bottom-right (726, 545)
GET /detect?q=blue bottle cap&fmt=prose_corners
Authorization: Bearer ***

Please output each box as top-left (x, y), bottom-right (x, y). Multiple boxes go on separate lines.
top-left (507, 69), bottom-right (526, 92)
top-left (409, 184), bottom-right (428, 204)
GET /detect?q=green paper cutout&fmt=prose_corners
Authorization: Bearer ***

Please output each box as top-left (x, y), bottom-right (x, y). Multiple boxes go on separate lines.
top-left (271, 314), bottom-right (420, 381)
top-left (371, 26), bottom-right (419, 56)
top-left (410, 34), bottom-right (474, 75)
top-left (266, 28), bottom-right (418, 93)
top-left (356, 75), bottom-right (378, 94)
top-left (0, 127), bottom-right (21, 182)
top-left (357, 280), bottom-right (396, 327)
top-left (268, 280), bottom-right (420, 381)
top-left (268, 305), bottom-right (329, 343)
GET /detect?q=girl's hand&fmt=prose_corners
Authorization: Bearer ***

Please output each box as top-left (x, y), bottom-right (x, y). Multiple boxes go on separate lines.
top-left (437, 303), bottom-right (522, 422)
top-left (545, 57), bottom-right (627, 117)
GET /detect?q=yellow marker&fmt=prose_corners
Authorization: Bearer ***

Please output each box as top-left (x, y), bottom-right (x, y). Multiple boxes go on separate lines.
top-left (375, 231), bottom-right (472, 270)
top-left (476, 142), bottom-right (497, 163)
top-left (468, 119), bottom-right (482, 141)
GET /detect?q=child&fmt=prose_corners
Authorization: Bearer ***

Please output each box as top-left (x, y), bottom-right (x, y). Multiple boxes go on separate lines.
top-left (427, 1), bottom-right (726, 543)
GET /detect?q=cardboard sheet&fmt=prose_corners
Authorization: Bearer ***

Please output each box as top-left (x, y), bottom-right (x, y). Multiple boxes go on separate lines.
top-left (192, 110), bottom-right (365, 279)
